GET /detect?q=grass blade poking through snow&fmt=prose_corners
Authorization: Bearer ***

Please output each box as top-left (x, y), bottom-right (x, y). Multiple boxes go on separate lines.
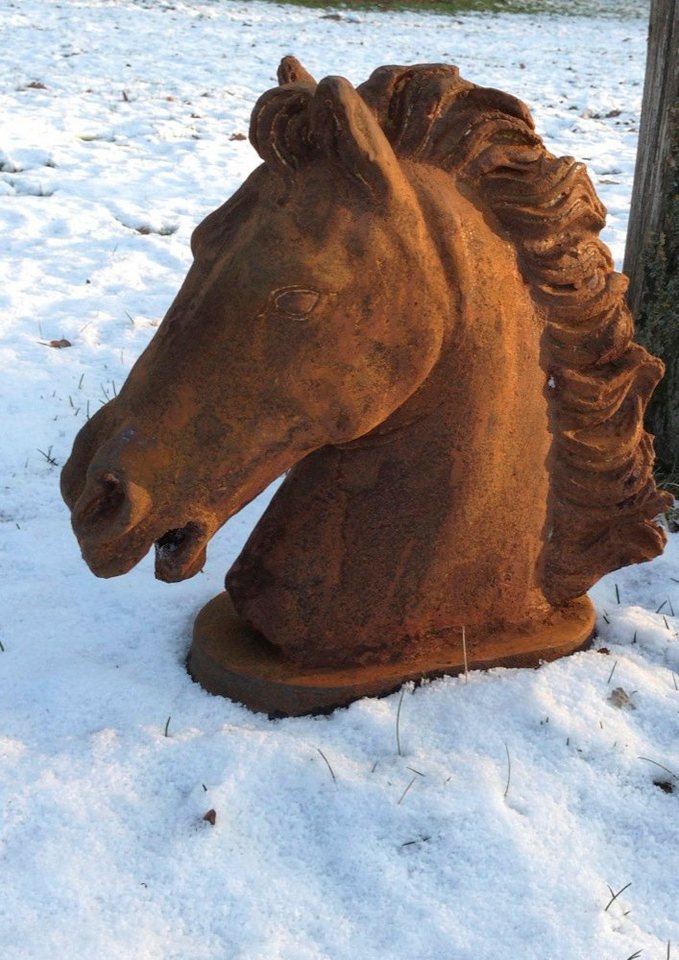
top-left (316, 748), bottom-right (336, 783)
top-left (396, 686), bottom-right (406, 757)
top-left (604, 881), bottom-right (631, 911)
top-left (638, 757), bottom-right (679, 781)
top-left (397, 776), bottom-right (417, 805)
top-left (504, 742), bottom-right (511, 798)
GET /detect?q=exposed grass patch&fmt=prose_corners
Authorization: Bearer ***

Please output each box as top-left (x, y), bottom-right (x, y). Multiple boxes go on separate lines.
top-left (269, 0), bottom-right (649, 19)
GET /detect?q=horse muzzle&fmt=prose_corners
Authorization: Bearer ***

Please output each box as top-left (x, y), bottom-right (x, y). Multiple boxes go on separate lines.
top-left (62, 421), bottom-right (207, 580)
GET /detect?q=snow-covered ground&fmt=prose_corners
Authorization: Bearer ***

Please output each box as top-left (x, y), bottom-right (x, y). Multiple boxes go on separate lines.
top-left (1, 1), bottom-right (678, 958)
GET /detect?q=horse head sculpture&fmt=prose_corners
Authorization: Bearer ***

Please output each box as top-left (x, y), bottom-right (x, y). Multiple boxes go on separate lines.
top-left (62, 58), bottom-right (671, 712)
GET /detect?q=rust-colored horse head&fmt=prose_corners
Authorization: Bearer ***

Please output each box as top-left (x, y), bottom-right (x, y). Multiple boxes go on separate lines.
top-left (63, 59), bottom-right (669, 669)
top-left (61, 60), bottom-right (450, 583)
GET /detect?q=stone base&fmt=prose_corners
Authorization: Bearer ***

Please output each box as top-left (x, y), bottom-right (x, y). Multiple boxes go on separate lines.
top-left (187, 592), bottom-right (596, 717)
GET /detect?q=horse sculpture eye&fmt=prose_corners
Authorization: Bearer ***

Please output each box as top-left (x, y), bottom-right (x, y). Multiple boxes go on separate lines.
top-left (274, 288), bottom-right (320, 318)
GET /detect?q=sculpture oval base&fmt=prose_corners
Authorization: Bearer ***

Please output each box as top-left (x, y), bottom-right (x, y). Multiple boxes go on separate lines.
top-left (187, 592), bottom-right (596, 717)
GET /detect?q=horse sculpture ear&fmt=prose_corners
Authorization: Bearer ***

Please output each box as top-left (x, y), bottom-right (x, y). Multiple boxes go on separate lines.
top-left (277, 56), bottom-right (316, 88)
top-left (310, 76), bottom-right (402, 202)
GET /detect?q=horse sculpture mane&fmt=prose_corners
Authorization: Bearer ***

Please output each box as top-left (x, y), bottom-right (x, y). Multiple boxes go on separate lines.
top-left (252, 59), bottom-right (669, 605)
top-left (62, 58), bottom-right (672, 713)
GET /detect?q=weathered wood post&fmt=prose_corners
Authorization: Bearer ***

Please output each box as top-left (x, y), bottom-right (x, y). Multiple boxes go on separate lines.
top-left (624, 0), bottom-right (679, 470)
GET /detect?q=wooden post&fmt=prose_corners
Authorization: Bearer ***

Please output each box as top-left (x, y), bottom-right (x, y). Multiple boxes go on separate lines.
top-left (624, 0), bottom-right (679, 470)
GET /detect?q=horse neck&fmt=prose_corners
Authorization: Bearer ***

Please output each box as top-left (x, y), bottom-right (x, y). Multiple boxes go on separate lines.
top-left (347, 168), bottom-right (552, 542)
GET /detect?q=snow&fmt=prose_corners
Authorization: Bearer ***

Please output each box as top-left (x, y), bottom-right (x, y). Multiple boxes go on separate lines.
top-left (1, 1), bottom-right (677, 958)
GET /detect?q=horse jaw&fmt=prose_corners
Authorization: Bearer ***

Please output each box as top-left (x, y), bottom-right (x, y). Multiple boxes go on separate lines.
top-left (153, 522), bottom-right (209, 582)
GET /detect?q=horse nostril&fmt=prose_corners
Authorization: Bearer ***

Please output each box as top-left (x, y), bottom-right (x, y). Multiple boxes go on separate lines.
top-left (72, 470), bottom-right (130, 539)
top-left (98, 472), bottom-right (125, 514)
top-left (100, 472), bottom-right (122, 495)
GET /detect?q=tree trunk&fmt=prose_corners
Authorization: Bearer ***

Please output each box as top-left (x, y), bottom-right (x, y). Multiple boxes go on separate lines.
top-left (624, 0), bottom-right (679, 471)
